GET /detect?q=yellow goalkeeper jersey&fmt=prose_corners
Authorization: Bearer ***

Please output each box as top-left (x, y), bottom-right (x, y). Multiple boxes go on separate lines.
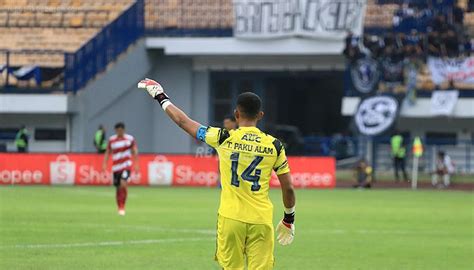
top-left (197, 126), bottom-right (290, 225)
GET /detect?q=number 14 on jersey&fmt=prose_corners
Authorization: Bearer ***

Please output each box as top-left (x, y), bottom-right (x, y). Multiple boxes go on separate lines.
top-left (230, 152), bottom-right (263, 191)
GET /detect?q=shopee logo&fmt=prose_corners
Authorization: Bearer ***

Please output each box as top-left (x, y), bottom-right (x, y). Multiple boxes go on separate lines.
top-left (0, 170), bottom-right (43, 184)
top-left (50, 155), bottom-right (75, 185)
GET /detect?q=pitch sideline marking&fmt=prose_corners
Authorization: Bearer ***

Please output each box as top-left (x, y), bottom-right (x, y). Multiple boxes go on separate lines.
top-left (306, 229), bottom-right (466, 236)
top-left (60, 188), bottom-right (137, 198)
top-left (4, 222), bottom-right (216, 235)
top-left (8, 222), bottom-right (465, 237)
top-left (1, 237), bottom-right (214, 249)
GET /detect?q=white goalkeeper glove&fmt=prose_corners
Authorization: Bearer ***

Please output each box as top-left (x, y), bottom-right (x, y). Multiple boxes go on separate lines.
top-left (137, 78), bottom-right (171, 110)
top-left (276, 210), bottom-right (295, 246)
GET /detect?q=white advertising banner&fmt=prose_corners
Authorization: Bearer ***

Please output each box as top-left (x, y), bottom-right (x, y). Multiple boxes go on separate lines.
top-left (430, 90), bottom-right (459, 116)
top-left (233, 0), bottom-right (367, 39)
top-left (427, 57), bottom-right (474, 85)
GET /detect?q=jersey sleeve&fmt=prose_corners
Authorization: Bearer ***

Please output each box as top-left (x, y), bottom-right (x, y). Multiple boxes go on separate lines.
top-left (196, 126), bottom-right (230, 148)
top-left (273, 139), bottom-right (290, 175)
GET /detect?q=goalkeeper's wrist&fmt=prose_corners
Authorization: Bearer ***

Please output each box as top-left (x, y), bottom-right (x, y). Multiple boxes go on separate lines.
top-left (155, 93), bottom-right (171, 110)
top-left (283, 206), bottom-right (295, 224)
top-left (284, 206), bottom-right (295, 214)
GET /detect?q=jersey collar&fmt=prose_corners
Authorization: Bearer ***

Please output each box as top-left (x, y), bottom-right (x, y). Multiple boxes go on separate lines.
top-left (237, 126), bottom-right (260, 132)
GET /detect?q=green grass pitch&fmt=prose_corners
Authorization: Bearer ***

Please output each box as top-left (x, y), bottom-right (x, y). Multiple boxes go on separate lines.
top-left (0, 186), bottom-right (472, 270)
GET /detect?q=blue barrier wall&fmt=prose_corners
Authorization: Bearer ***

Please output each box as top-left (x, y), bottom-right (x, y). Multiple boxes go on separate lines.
top-left (64, 0), bottom-right (144, 93)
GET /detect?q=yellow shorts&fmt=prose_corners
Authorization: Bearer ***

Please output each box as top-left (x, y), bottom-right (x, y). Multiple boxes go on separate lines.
top-left (215, 215), bottom-right (274, 270)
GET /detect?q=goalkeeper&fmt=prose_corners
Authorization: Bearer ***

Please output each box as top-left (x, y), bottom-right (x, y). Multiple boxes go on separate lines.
top-left (139, 78), bottom-right (296, 270)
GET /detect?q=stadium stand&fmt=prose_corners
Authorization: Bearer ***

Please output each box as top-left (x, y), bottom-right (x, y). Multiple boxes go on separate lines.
top-left (364, 0), bottom-right (398, 29)
top-left (345, 0), bottom-right (474, 96)
top-left (144, 0), bottom-right (233, 36)
top-left (1, 0), bottom-right (473, 94)
top-left (0, 0), bottom-right (138, 92)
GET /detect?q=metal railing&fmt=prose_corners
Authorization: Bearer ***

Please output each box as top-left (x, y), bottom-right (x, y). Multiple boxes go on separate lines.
top-left (304, 136), bottom-right (474, 174)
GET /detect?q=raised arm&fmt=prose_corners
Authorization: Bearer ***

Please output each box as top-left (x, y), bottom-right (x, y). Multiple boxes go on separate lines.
top-left (138, 78), bottom-right (201, 138)
top-left (164, 104), bottom-right (201, 138)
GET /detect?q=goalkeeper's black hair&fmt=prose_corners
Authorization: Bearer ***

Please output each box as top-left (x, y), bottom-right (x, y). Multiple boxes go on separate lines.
top-left (236, 92), bottom-right (261, 119)
top-left (114, 122), bottom-right (125, 129)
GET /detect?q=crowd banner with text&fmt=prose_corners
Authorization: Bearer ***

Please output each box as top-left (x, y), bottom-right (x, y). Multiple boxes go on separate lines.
top-left (0, 154), bottom-right (335, 188)
top-left (233, 0), bottom-right (367, 39)
top-left (427, 57), bottom-right (474, 85)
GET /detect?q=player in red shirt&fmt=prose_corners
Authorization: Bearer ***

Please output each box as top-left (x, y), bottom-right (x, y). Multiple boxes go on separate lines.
top-left (102, 122), bottom-right (139, 216)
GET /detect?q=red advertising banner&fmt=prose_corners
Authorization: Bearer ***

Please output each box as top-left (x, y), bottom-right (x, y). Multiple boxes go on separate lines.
top-left (0, 154), bottom-right (335, 188)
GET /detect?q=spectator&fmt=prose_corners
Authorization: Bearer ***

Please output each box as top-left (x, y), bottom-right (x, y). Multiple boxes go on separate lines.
top-left (332, 133), bottom-right (349, 160)
top-left (343, 31), bottom-right (363, 62)
top-left (380, 47), bottom-right (405, 93)
top-left (462, 36), bottom-right (473, 56)
top-left (433, 0), bottom-right (454, 14)
top-left (94, 125), bottom-right (107, 154)
top-left (427, 31), bottom-right (443, 56)
top-left (390, 131), bottom-right (409, 182)
top-left (363, 34), bottom-right (380, 57)
top-left (452, 2), bottom-right (464, 31)
top-left (14, 125), bottom-right (29, 153)
top-left (442, 29), bottom-right (460, 57)
top-left (432, 151), bottom-right (455, 187)
top-left (404, 29), bottom-right (423, 57)
top-left (417, 5), bottom-right (434, 32)
top-left (383, 32), bottom-right (396, 50)
top-left (430, 13), bottom-right (448, 33)
top-left (447, 79), bottom-right (456, 89)
top-left (458, 128), bottom-right (472, 145)
top-left (404, 55), bottom-right (421, 104)
top-left (353, 158), bottom-right (372, 189)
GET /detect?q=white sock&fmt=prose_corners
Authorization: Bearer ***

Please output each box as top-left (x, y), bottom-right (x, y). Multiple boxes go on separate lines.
top-left (431, 174), bottom-right (438, 186)
top-left (443, 174), bottom-right (450, 186)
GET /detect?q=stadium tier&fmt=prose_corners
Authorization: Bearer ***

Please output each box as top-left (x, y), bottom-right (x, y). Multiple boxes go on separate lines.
top-left (345, 0), bottom-right (474, 96)
top-left (144, 0), bottom-right (233, 30)
top-left (0, 0), bottom-right (137, 91)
